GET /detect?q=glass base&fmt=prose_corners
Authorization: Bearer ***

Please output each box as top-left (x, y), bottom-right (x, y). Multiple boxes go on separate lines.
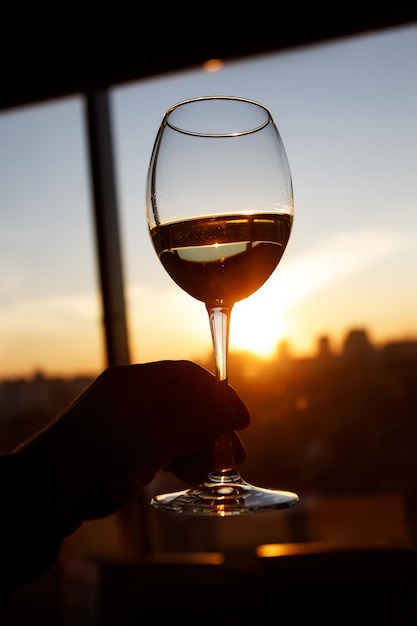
top-left (150, 469), bottom-right (299, 516)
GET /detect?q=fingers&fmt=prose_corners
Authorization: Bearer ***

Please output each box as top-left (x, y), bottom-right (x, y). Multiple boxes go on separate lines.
top-left (139, 398), bottom-right (237, 471)
top-left (164, 431), bottom-right (247, 486)
top-left (92, 360), bottom-right (250, 433)
top-left (132, 360), bottom-right (250, 431)
top-left (106, 360), bottom-right (251, 479)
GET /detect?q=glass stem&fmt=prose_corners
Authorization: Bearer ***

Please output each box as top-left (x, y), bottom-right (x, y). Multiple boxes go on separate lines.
top-left (206, 304), bottom-right (238, 474)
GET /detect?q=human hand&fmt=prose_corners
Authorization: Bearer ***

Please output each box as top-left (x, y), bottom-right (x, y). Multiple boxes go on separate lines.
top-left (16, 361), bottom-right (250, 536)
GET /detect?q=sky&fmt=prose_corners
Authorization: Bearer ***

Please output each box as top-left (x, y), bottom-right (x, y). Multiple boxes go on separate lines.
top-left (0, 24), bottom-right (416, 379)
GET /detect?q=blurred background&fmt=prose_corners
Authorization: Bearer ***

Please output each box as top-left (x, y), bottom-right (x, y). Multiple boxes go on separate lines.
top-left (0, 13), bottom-right (416, 623)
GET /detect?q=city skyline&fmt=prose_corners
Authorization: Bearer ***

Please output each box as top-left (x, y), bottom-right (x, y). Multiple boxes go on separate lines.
top-left (0, 324), bottom-right (414, 383)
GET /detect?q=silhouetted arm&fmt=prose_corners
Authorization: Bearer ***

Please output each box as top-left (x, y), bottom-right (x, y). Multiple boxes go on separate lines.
top-left (0, 453), bottom-right (61, 605)
top-left (0, 361), bottom-right (249, 604)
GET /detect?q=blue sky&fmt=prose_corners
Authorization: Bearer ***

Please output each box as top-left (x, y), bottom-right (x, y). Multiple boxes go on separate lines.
top-left (0, 24), bottom-right (416, 377)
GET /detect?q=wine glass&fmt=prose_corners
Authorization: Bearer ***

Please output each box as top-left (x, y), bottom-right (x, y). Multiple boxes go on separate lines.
top-left (145, 95), bottom-right (299, 515)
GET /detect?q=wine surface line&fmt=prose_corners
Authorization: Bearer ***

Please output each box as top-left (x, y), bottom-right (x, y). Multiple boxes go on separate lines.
top-left (151, 212), bottom-right (292, 305)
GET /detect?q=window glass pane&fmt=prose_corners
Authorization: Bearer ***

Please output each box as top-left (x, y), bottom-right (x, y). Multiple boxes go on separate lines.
top-left (0, 97), bottom-right (103, 444)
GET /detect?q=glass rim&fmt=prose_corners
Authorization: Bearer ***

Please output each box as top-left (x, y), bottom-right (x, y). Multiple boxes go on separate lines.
top-left (163, 95), bottom-right (273, 138)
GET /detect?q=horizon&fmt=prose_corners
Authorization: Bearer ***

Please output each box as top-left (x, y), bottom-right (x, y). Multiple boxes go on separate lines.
top-left (1, 324), bottom-right (416, 382)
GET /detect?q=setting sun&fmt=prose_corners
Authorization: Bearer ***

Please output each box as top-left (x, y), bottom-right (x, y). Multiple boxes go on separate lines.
top-left (230, 291), bottom-right (289, 357)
